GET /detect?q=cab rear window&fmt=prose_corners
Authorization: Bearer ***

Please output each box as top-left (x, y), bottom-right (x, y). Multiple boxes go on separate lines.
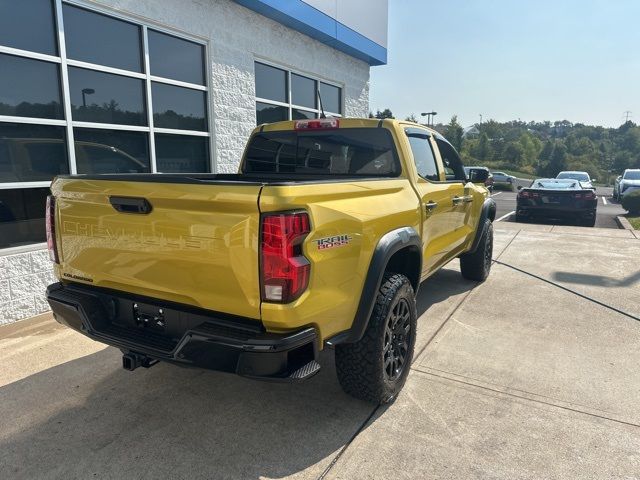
top-left (242, 128), bottom-right (401, 176)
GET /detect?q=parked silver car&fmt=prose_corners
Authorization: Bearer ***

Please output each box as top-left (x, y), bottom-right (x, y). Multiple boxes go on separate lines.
top-left (613, 169), bottom-right (640, 201)
top-left (491, 171), bottom-right (515, 184)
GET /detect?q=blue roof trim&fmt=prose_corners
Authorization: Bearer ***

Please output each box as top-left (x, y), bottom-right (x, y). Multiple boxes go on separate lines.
top-left (233, 0), bottom-right (387, 66)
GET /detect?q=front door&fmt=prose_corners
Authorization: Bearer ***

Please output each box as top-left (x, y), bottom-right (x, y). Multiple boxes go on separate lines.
top-left (404, 129), bottom-right (467, 276)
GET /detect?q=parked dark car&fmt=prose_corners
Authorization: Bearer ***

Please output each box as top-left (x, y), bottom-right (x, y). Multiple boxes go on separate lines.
top-left (516, 178), bottom-right (597, 226)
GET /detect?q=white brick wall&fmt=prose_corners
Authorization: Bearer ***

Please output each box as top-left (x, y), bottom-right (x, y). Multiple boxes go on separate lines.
top-left (0, 249), bottom-right (55, 325)
top-left (0, 0), bottom-right (371, 325)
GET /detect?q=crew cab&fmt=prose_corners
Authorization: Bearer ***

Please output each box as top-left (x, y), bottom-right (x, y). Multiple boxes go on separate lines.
top-left (46, 118), bottom-right (495, 403)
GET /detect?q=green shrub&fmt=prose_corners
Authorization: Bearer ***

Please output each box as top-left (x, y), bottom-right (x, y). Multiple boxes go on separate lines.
top-left (621, 190), bottom-right (640, 214)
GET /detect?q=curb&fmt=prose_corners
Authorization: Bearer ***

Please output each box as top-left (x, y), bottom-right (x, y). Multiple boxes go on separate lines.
top-left (615, 215), bottom-right (633, 230)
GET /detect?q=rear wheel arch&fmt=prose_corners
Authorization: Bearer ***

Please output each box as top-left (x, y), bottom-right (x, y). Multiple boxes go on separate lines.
top-left (385, 245), bottom-right (421, 293)
top-left (328, 227), bottom-right (422, 345)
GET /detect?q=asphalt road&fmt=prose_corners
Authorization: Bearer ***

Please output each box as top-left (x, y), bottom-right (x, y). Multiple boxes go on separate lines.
top-left (492, 179), bottom-right (624, 229)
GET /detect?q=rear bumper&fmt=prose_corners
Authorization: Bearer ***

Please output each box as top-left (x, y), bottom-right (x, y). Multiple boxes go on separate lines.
top-left (46, 282), bottom-right (319, 381)
top-left (517, 203), bottom-right (596, 218)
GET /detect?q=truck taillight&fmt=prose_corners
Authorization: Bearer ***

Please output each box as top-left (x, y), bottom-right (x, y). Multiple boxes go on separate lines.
top-left (45, 195), bottom-right (59, 264)
top-left (260, 212), bottom-right (310, 303)
top-left (294, 118), bottom-right (339, 130)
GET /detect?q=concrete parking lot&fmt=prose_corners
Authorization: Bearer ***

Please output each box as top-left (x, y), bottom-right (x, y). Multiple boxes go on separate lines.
top-left (1, 223), bottom-right (639, 479)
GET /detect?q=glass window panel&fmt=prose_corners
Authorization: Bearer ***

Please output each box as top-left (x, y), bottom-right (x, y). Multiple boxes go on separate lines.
top-left (152, 83), bottom-right (207, 131)
top-left (0, 187), bottom-right (49, 248)
top-left (319, 82), bottom-right (341, 114)
top-left (69, 67), bottom-right (146, 126)
top-left (0, 123), bottom-right (68, 182)
top-left (63, 4), bottom-right (142, 72)
top-left (0, 0), bottom-right (57, 55)
top-left (292, 109), bottom-right (316, 120)
top-left (73, 128), bottom-right (150, 174)
top-left (0, 54), bottom-right (63, 119)
top-left (243, 129), bottom-right (400, 176)
top-left (256, 102), bottom-right (288, 125)
top-left (155, 134), bottom-right (209, 173)
top-left (255, 62), bottom-right (287, 103)
top-left (406, 135), bottom-right (439, 181)
top-left (291, 74), bottom-right (316, 109)
top-left (148, 29), bottom-right (205, 85)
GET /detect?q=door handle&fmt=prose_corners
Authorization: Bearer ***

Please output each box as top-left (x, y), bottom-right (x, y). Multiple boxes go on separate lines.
top-left (109, 196), bottom-right (153, 214)
top-left (452, 195), bottom-right (473, 205)
top-left (424, 201), bottom-right (438, 213)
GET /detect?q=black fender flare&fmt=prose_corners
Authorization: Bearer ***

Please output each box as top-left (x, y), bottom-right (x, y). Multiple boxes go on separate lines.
top-left (327, 227), bottom-right (422, 345)
top-left (466, 197), bottom-right (496, 254)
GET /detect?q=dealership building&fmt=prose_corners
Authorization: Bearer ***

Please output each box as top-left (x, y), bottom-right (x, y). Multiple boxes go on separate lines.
top-left (0, 0), bottom-right (388, 324)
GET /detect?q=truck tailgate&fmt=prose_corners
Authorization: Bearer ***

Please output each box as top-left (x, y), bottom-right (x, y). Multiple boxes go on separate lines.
top-left (51, 177), bottom-right (262, 319)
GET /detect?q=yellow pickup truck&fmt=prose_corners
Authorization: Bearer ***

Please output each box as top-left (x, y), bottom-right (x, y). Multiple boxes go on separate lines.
top-left (46, 118), bottom-right (495, 403)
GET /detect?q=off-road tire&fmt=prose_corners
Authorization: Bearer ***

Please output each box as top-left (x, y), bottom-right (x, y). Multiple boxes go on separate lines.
top-left (335, 273), bottom-right (417, 404)
top-left (460, 219), bottom-right (493, 282)
top-left (515, 213), bottom-right (525, 223)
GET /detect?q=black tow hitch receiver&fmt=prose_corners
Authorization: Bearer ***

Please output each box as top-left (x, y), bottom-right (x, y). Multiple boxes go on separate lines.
top-left (122, 352), bottom-right (158, 371)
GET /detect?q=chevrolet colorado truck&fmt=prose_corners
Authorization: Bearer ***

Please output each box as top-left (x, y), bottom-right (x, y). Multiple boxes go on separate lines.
top-left (46, 118), bottom-right (495, 403)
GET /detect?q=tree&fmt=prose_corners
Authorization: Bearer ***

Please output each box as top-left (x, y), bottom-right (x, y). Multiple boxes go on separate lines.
top-left (404, 113), bottom-right (418, 123)
top-left (548, 142), bottom-right (568, 175)
top-left (444, 115), bottom-right (464, 152)
top-left (503, 141), bottom-right (525, 167)
top-left (374, 108), bottom-right (394, 119)
top-left (476, 132), bottom-right (491, 161)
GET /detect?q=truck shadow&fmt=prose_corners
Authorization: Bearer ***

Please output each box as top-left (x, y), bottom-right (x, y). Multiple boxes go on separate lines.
top-left (416, 266), bottom-right (477, 317)
top-left (0, 267), bottom-right (476, 479)
top-left (0, 347), bottom-right (369, 479)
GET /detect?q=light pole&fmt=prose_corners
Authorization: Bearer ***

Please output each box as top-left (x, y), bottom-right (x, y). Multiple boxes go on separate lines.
top-left (479, 114), bottom-right (483, 126)
top-left (421, 111), bottom-right (437, 127)
top-left (81, 88), bottom-right (95, 108)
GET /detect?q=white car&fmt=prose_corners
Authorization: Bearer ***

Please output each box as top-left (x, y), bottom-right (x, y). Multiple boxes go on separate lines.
top-left (614, 169), bottom-right (640, 201)
top-left (556, 171), bottom-right (595, 190)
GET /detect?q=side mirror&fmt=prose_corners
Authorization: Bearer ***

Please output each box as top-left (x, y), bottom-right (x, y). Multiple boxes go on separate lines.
top-left (517, 185), bottom-right (523, 191)
top-left (616, 176), bottom-right (622, 181)
top-left (467, 168), bottom-right (489, 184)
top-left (591, 178), bottom-right (597, 183)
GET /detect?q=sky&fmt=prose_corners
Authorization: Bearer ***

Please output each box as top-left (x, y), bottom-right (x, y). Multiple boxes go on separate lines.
top-left (369, 0), bottom-right (640, 128)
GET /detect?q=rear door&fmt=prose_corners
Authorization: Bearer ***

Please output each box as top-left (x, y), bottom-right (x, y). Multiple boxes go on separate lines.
top-left (53, 177), bottom-right (263, 319)
top-left (404, 129), bottom-right (467, 275)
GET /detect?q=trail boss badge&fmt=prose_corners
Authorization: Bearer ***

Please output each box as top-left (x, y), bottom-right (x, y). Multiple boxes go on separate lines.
top-left (315, 234), bottom-right (352, 250)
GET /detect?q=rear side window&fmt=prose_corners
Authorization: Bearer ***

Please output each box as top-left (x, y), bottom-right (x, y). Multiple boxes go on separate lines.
top-left (243, 128), bottom-right (400, 176)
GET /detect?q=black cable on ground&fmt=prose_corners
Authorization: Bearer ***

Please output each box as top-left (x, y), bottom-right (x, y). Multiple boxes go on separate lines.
top-left (494, 260), bottom-right (640, 322)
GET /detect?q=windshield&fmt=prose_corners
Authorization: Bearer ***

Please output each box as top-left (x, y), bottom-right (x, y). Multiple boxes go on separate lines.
top-left (242, 128), bottom-right (401, 176)
top-left (623, 171), bottom-right (640, 180)
top-left (557, 172), bottom-right (589, 181)
top-left (533, 179), bottom-right (578, 189)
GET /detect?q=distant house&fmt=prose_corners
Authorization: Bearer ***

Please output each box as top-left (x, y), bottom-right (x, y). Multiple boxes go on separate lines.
top-left (463, 126), bottom-right (480, 138)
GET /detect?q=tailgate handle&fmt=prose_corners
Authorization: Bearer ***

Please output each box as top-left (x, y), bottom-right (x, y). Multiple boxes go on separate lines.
top-left (109, 196), bottom-right (153, 214)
